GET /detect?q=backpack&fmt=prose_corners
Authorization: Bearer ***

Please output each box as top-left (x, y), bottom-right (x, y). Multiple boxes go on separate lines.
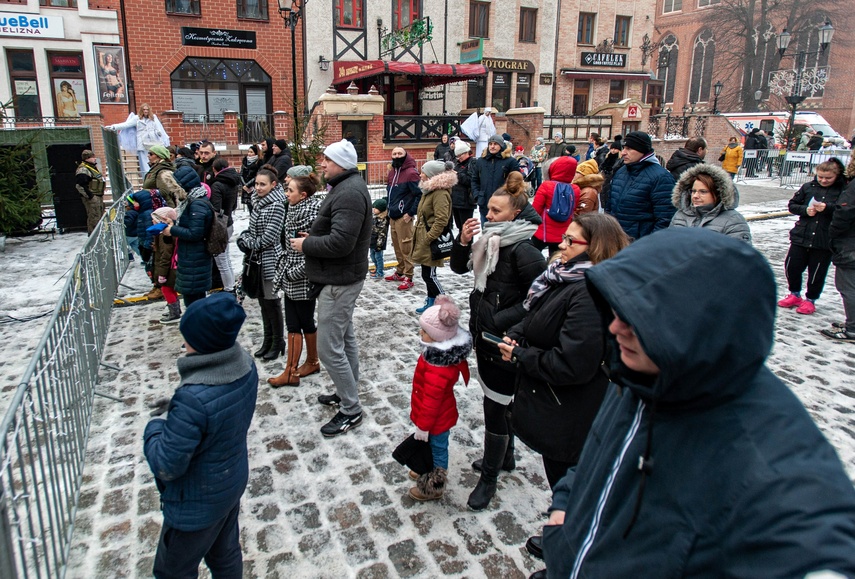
top-left (196, 198), bottom-right (229, 256)
top-left (547, 182), bottom-right (576, 223)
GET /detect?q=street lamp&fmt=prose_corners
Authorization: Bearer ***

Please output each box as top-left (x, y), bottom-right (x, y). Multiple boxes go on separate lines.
top-left (713, 81), bottom-right (723, 114)
top-left (278, 0), bottom-right (308, 123)
top-left (776, 21), bottom-right (834, 151)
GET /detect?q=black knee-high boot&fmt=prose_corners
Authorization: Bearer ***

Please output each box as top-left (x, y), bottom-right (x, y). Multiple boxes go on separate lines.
top-left (254, 298), bottom-right (272, 358)
top-left (263, 299), bottom-right (285, 360)
top-left (467, 431), bottom-right (509, 511)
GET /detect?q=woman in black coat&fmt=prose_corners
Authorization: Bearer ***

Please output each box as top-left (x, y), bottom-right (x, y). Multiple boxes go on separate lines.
top-left (499, 212), bottom-right (629, 488)
top-left (450, 174), bottom-right (546, 511)
top-left (162, 186), bottom-right (213, 306)
top-left (434, 134), bottom-right (452, 162)
top-left (241, 144), bottom-right (262, 212)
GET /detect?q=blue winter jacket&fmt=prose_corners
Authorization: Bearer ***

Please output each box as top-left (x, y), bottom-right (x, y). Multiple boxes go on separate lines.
top-left (541, 228), bottom-right (855, 578)
top-left (129, 190), bottom-right (164, 249)
top-left (170, 193), bottom-right (213, 295)
top-left (607, 155), bottom-right (676, 239)
top-left (144, 344), bottom-right (258, 532)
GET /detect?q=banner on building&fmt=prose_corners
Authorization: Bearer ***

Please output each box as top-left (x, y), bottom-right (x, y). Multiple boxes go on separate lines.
top-left (0, 14), bottom-right (64, 39)
top-left (54, 78), bottom-right (87, 118)
top-left (581, 52), bottom-right (626, 68)
top-left (181, 27), bottom-right (257, 49)
top-left (94, 45), bottom-right (128, 105)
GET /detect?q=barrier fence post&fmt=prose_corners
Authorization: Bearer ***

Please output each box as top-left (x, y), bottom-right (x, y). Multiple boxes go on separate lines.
top-left (0, 487), bottom-right (18, 579)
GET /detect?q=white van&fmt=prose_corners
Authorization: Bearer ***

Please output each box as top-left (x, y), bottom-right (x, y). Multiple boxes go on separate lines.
top-left (723, 111), bottom-right (847, 148)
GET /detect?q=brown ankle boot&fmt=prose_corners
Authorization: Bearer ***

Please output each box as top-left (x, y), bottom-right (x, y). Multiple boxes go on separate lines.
top-left (296, 331), bottom-right (320, 377)
top-left (268, 333), bottom-right (303, 387)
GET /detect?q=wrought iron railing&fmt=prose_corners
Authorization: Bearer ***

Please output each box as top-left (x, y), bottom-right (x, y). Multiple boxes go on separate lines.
top-left (648, 113), bottom-right (712, 140)
top-left (0, 117), bottom-right (83, 130)
top-left (239, 113), bottom-right (274, 145)
top-left (542, 115), bottom-right (612, 141)
top-left (384, 115), bottom-right (465, 143)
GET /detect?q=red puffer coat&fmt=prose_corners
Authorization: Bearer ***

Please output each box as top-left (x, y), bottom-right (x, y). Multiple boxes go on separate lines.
top-left (410, 330), bottom-right (472, 434)
top-left (532, 156), bottom-right (583, 244)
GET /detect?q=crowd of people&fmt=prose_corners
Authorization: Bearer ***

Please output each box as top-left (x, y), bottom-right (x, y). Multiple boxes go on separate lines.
top-left (85, 117), bottom-right (855, 578)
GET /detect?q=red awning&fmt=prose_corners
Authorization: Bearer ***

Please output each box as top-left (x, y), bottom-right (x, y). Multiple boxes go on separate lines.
top-left (560, 69), bottom-right (654, 81)
top-left (334, 60), bottom-right (488, 87)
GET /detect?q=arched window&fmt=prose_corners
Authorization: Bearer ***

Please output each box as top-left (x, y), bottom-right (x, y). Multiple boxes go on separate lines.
top-left (657, 34), bottom-right (679, 103)
top-left (689, 29), bottom-right (715, 103)
top-left (170, 58), bottom-right (271, 122)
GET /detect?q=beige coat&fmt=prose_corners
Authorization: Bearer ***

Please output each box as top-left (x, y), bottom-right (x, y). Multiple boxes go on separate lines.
top-left (410, 171), bottom-right (456, 267)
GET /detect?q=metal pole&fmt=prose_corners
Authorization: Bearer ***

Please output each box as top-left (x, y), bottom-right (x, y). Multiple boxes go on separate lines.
top-left (785, 51), bottom-right (806, 152)
top-left (290, 16), bottom-right (299, 132)
top-left (0, 487), bottom-right (18, 579)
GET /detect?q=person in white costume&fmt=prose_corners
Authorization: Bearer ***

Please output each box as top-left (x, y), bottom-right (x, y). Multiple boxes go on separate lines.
top-left (107, 103), bottom-right (170, 178)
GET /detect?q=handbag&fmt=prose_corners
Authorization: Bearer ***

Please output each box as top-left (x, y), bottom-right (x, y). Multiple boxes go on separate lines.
top-left (426, 218), bottom-right (454, 260)
top-left (718, 150), bottom-right (727, 162)
top-left (240, 250), bottom-right (262, 299)
top-left (392, 434), bottom-right (434, 476)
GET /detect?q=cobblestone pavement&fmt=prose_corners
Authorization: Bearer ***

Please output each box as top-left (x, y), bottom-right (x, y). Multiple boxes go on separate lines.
top-left (65, 213), bottom-right (855, 579)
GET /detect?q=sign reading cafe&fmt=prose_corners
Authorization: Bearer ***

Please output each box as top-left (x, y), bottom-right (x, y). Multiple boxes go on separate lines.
top-left (581, 52), bottom-right (626, 68)
top-left (181, 27), bottom-right (256, 49)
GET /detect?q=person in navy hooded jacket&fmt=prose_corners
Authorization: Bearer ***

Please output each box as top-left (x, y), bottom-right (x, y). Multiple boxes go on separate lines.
top-left (144, 293), bottom-right (258, 579)
top-left (528, 228), bottom-right (855, 579)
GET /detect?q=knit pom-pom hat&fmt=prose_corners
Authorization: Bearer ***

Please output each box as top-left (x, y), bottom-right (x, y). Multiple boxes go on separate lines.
top-left (419, 295), bottom-right (462, 342)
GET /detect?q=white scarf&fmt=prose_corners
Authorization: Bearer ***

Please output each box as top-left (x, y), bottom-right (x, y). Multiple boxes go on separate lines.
top-left (469, 220), bottom-right (537, 292)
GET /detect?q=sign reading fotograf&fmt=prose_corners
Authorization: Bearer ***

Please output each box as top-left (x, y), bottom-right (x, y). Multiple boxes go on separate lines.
top-left (481, 58), bottom-right (535, 73)
top-left (581, 52), bottom-right (626, 68)
top-left (181, 27), bottom-right (256, 49)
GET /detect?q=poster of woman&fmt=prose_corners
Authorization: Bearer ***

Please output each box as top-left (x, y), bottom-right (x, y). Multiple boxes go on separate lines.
top-left (93, 45), bottom-right (128, 104)
top-left (54, 78), bottom-right (87, 117)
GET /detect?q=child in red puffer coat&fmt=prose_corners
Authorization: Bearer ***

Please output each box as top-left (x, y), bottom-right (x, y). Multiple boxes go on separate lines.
top-left (408, 295), bottom-right (471, 502)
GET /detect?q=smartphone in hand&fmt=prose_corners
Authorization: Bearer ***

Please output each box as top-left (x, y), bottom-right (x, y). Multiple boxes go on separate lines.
top-left (481, 332), bottom-right (506, 345)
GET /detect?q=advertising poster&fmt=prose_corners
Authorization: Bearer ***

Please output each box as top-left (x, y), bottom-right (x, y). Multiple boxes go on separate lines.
top-left (93, 45), bottom-right (128, 104)
top-left (54, 78), bottom-right (87, 117)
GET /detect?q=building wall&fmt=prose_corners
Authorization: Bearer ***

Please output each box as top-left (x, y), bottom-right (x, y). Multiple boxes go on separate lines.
top-left (0, 1), bottom-right (121, 122)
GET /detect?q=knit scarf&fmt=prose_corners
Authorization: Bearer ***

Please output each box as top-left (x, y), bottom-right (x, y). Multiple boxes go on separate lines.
top-left (469, 220), bottom-right (537, 292)
top-left (176, 185), bottom-right (208, 219)
top-left (523, 259), bottom-right (593, 311)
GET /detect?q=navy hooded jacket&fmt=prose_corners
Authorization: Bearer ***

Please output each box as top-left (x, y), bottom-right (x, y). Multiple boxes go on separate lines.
top-left (607, 154), bottom-right (676, 239)
top-left (542, 228), bottom-right (855, 578)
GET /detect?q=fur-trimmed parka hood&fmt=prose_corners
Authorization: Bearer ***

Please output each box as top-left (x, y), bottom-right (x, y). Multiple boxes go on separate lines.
top-left (673, 163), bottom-right (738, 210)
top-left (419, 170), bottom-right (458, 194)
top-left (481, 141), bottom-right (513, 160)
top-left (421, 328), bottom-right (472, 367)
top-left (573, 172), bottom-right (605, 192)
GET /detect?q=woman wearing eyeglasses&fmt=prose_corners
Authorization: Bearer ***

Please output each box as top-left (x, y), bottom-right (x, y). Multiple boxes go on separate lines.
top-left (670, 164), bottom-right (751, 243)
top-left (496, 212), bottom-right (629, 562)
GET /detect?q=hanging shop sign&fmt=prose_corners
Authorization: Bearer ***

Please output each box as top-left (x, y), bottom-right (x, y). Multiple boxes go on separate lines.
top-left (581, 52), bottom-right (626, 68)
top-left (0, 15), bottom-right (64, 38)
top-left (459, 39), bottom-right (483, 64)
top-left (481, 58), bottom-right (535, 73)
top-left (181, 27), bottom-right (256, 49)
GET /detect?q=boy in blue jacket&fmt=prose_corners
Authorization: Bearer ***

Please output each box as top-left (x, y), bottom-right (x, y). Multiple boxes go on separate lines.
top-left (144, 293), bottom-right (258, 578)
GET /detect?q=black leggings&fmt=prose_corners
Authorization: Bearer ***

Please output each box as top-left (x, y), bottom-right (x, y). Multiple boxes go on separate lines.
top-left (483, 396), bottom-right (510, 435)
top-left (531, 236), bottom-right (561, 256)
top-left (421, 265), bottom-right (443, 299)
top-left (453, 207), bottom-right (474, 233)
top-left (784, 244), bottom-right (833, 300)
top-left (283, 297), bottom-right (316, 333)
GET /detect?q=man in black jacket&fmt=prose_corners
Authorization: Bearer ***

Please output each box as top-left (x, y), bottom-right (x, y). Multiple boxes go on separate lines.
top-left (195, 141), bottom-right (219, 187)
top-left (270, 139), bottom-right (293, 181)
top-left (824, 178), bottom-right (855, 341)
top-left (290, 139), bottom-right (372, 437)
top-left (665, 137), bottom-right (707, 180)
top-left (807, 130), bottom-right (825, 151)
top-left (472, 134), bottom-right (520, 223)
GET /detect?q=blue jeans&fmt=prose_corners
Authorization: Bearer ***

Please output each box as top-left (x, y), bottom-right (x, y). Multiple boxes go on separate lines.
top-left (369, 248), bottom-right (384, 275)
top-left (429, 430), bottom-right (450, 469)
top-left (532, 166), bottom-right (543, 190)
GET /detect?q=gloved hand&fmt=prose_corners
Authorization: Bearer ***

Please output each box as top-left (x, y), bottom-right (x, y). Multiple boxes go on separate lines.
top-left (414, 428), bottom-right (429, 442)
top-left (148, 397), bottom-right (170, 417)
top-left (236, 235), bottom-right (251, 255)
top-left (157, 276), bottom-right (167, 285)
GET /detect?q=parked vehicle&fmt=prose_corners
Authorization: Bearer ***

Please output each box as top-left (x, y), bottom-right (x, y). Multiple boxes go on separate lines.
top-left (724, 111), bottom-right (847, 148)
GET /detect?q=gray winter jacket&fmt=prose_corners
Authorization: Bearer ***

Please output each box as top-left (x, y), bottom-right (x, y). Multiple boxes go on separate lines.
top-left (670, 163), bottom-right (751, 243)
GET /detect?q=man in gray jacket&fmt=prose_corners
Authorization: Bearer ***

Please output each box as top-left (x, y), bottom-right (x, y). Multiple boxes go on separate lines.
top-left (290, 139), bottom-right (372, 436)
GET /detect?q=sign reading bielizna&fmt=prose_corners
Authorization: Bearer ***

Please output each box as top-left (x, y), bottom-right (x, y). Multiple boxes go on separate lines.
top-left (0, 14), bottom-right (65, 38)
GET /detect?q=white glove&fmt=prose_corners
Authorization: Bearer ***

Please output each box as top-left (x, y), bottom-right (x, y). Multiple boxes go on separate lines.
top-left (414, 428), bottom-right (429, 442)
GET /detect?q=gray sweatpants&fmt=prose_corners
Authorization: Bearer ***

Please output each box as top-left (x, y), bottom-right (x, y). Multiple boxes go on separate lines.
top-left (317, 280), bottom-right (365, 415)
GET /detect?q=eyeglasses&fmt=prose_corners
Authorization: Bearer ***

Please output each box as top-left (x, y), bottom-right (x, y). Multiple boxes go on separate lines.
top-left (562, 235), bottom-right (588, 246)
top-left (690, 189), bottom-right (711, 195)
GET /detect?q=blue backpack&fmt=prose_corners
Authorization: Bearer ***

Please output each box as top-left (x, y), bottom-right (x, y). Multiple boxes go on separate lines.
top-left (547, 182), bottom-right (576, 222)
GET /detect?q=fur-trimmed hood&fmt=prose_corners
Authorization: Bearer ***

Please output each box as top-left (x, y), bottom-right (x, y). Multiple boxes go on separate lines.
top-left (419, 170), bottom-right (458, 194)
top-left (573, 172), bottom-right (605, 192)
top-left (421, 328), bottom-right (472, 366)
top-left (481, 141), bottom-right (513, 160)
top-left (673, 163), bottom-right (737, 210)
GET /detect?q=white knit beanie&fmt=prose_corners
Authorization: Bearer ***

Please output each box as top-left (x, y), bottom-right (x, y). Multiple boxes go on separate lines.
top-left (454, 140), bottom-right (471, 156)
top-left (323, 139), bottom-right (358, 170)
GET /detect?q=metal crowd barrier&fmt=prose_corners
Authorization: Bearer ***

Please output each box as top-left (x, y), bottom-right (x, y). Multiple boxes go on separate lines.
top-left (357, 159), bottom-right (427, 186)
top-left (736, 149), bottom-right (783, 181)
top-left (778, 149), bottom-right (852, 189)
top-left (0, 195), bottom-right (130, 579)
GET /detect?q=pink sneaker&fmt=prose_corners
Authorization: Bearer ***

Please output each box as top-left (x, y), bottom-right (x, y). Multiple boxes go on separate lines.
top-left (385, 272), bottom-right (404, 282)
top-left (777, 294), bottom-right (804, 308)
top-left (397, 277), bottom-right (414, 291)
top-left (796, 300), bottom-right (816, 315)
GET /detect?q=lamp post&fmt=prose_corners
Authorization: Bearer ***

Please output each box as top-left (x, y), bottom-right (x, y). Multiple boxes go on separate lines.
top-left (712, 81), bottom-right (723, 114)
top-left (776, 21), bottom-right (834, 151)
top-left (278, 0), bottom-right (307, 124)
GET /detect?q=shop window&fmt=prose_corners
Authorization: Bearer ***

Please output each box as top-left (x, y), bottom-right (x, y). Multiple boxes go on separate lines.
top-left (657, 34), bottom-right (679, 103)
top-left (237, 0), bottom-right (267, 20)
top-left (6, 50), bottom-right (41, 118)
top-left (609, 80), bottom-right (625, 103)
top-left (393, 0), bottom-right (420, 30)
top-left (469, 1), bottom-right (489, 38)
top-left (466, 77), bottom-right (486, 110)
top-left (663, 0), bottom-right (682, 13)
top-left (39, 0), bottom-right (77, 6)
top-left (689, 29), bottom-right (715, 102)
top-left (491, 73), bottom-right (510, 113)
top-left (519, 8), bottom-right (537, 43)
top-left (166, 0), bottom-right (200, 15)
top-left (573, 79), bottom-right (589, 115)
top-left (171, 58), bottom-right (271, 122)
top-left (578, 13), bottom-right (596, 45)
top-left (335, 0), bottom-right (363, 28)
top-left (49, 52), bottom-right (87, 119)
top-left (516, 74), bottom-right (531, 108)
top-left (614, 16), bottom-right (631, 47)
